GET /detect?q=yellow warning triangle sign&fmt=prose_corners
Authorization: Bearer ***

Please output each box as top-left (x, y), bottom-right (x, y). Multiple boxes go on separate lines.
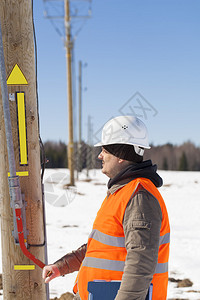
top-left (7, 64), bottom-right (28, 85)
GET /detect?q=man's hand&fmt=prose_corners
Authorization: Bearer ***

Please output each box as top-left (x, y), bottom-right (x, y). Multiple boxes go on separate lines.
top-left (42, 264), bottom-right (61, 284)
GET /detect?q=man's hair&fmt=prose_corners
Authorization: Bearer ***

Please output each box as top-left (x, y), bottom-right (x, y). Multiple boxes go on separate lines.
top-left (103, 144), bottom-right (143, 163)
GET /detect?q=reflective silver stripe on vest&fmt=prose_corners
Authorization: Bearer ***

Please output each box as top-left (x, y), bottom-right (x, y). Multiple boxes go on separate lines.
top-left (82, 257), bottom-right (125, 272)
top-left (159, 232), bottom-right (170, 245)
top-left (82, 257), bottom-right (168, 274)
top-left (155, 262), bottom-right (168, 274)
top-left (89, 230), bottom-right (170, 248)
top-left (89, 229), bottom-right (125, 248)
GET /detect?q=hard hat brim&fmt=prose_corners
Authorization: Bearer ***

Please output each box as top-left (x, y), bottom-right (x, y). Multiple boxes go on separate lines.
top-left (94, 141), bottom-right (151, 149)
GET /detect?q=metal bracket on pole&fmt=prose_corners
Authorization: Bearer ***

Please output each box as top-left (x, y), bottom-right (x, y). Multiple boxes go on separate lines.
top-left (8, 176), bottom-right (23, 209)
top-left (9, 181), bottom-right (28, 245)
top-left (9, 175), bottom-right (23, 244)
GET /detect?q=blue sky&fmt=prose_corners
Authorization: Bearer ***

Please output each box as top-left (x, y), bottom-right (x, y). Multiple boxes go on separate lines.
top-left (34, 0), bottom-right (200, 146)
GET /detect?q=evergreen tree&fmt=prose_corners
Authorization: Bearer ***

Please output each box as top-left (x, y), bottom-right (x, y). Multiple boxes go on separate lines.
top-left (162, 157), bottom-right (168, 170)
top-left (43, 141), bottom-right (67, 168)
top-left (179, 152), bottom-right (188, 171)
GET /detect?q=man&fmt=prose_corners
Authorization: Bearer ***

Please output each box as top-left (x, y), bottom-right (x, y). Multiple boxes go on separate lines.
top-left (43, 116), bottom-right (170, 300)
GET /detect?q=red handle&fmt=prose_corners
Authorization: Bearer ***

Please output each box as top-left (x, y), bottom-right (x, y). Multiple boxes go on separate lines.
top-left (15, 208), bottom-right (45, 269)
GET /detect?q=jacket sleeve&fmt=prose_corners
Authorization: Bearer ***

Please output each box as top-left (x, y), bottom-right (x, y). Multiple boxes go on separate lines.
top-left (115, 188), bottom-right (162, 300)
top-left (54, 243), bottom-right (87, 276)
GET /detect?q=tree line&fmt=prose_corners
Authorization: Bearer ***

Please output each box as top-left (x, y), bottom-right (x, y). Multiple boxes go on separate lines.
top-left (41, 141), bottom-right (200, 171)
top-left (144, 141), bottom-right (200, 171)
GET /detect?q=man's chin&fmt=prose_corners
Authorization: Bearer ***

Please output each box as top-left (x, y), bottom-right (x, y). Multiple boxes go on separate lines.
top-left (101, 166), bottom-right (106, 174)
top-left (101, 168), bottom-right (109, 177)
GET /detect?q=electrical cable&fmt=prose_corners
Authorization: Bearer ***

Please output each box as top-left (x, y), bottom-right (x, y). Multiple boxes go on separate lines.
top-left (29, 0), bottom-right (48, 250)
top-left (43, 0), bottom-right (92, 44)
top-left (30, 5), bottom-right (51, 299)
top-left (43, 0), bottom-right (65, 38)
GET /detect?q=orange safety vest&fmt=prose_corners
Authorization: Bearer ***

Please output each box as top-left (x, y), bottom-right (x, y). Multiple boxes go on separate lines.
top-left (73, 178), bottom-right (170, 300)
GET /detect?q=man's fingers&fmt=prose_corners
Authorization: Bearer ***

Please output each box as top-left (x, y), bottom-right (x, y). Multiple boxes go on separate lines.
top-left (42, 265), bottom-right (60, 284)
top-left (44, 272), bottom-right (56, 284)
top-left (42, 267), bottom-right (49, 279)
top-left (46, 270), bottom-right (53, 278)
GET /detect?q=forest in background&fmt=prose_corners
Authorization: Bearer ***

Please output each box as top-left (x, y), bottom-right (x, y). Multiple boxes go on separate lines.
top-left (41, 141), bottom-right (200, 171)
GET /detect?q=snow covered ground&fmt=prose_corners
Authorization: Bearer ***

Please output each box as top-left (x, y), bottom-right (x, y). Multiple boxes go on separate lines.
top-left (0, 168), bottom-right (200, 299)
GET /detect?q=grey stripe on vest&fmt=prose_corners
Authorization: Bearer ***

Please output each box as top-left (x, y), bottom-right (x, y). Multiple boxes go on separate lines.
top-left (89, 229), bottom-right (125, 248)
top-left (159, 232), bottom-right (170, 245)
top-left (155, 262), bottom-right (168, 274)
top-left (82, 257), bottom-right (125, 272)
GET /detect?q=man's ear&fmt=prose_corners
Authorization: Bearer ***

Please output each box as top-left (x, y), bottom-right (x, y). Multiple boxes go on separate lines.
top-left (118, 158), bottom-right (125, 164)
top-left (118, 159), bottom-right (132, 167)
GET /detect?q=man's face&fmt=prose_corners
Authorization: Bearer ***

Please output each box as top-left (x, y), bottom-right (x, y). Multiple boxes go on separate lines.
top-left (98, 147), bottom-right (121, 179)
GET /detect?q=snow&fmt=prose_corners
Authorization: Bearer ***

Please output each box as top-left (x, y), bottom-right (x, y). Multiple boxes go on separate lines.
top-left (0, 169), bottom-right (200, 299)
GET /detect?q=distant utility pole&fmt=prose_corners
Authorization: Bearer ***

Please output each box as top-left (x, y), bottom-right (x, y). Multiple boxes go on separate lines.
top-left (0, 1), bottom-right (46, 299)
top-left (78, 60), bottom-right (82, 173)
top-left (65, 0), bottom-right (75, 186)
top-left (86, 115), bottom-right (93, 177)
top-left (43, 0), bottom-right (92, 185)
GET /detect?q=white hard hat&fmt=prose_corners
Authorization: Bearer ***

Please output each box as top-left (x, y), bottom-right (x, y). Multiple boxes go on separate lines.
top-left (94, 116), bottom-right (151, 156)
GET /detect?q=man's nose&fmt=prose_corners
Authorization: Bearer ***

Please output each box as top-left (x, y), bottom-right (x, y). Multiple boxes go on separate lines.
top-left (98, 151), bottom-right (103, 160)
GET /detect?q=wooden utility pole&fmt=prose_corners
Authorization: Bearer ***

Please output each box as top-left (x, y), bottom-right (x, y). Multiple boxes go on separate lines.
top-left (78, 61), bottom-right (82, 147)
top-left (0, 1), bottom-right (46, 299)
top-left (44, 0), bottom-right (92, 184)
top-left (65, 0), bottom-right (75, 185)
top-left (78, 60), bottom-right (82, 173)
top-left (86, 115), bottom-right (92, 177)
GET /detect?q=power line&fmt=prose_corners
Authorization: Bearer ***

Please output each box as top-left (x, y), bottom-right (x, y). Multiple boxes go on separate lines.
top-left (43, 0), bottom-right (92, 44)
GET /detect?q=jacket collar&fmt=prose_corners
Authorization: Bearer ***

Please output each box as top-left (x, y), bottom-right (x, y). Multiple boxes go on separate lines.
top-left (108, 179), bottom-right (132, 195)
top-left (107, 160), bottom-right (163, 194)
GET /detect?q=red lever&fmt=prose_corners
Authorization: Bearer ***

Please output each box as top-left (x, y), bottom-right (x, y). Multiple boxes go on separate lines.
top-left (15, 208), bottom-right (45, 269)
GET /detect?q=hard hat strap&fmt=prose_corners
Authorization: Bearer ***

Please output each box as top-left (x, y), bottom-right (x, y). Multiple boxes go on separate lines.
top-left (134, 146), bottom-right (144, 156)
